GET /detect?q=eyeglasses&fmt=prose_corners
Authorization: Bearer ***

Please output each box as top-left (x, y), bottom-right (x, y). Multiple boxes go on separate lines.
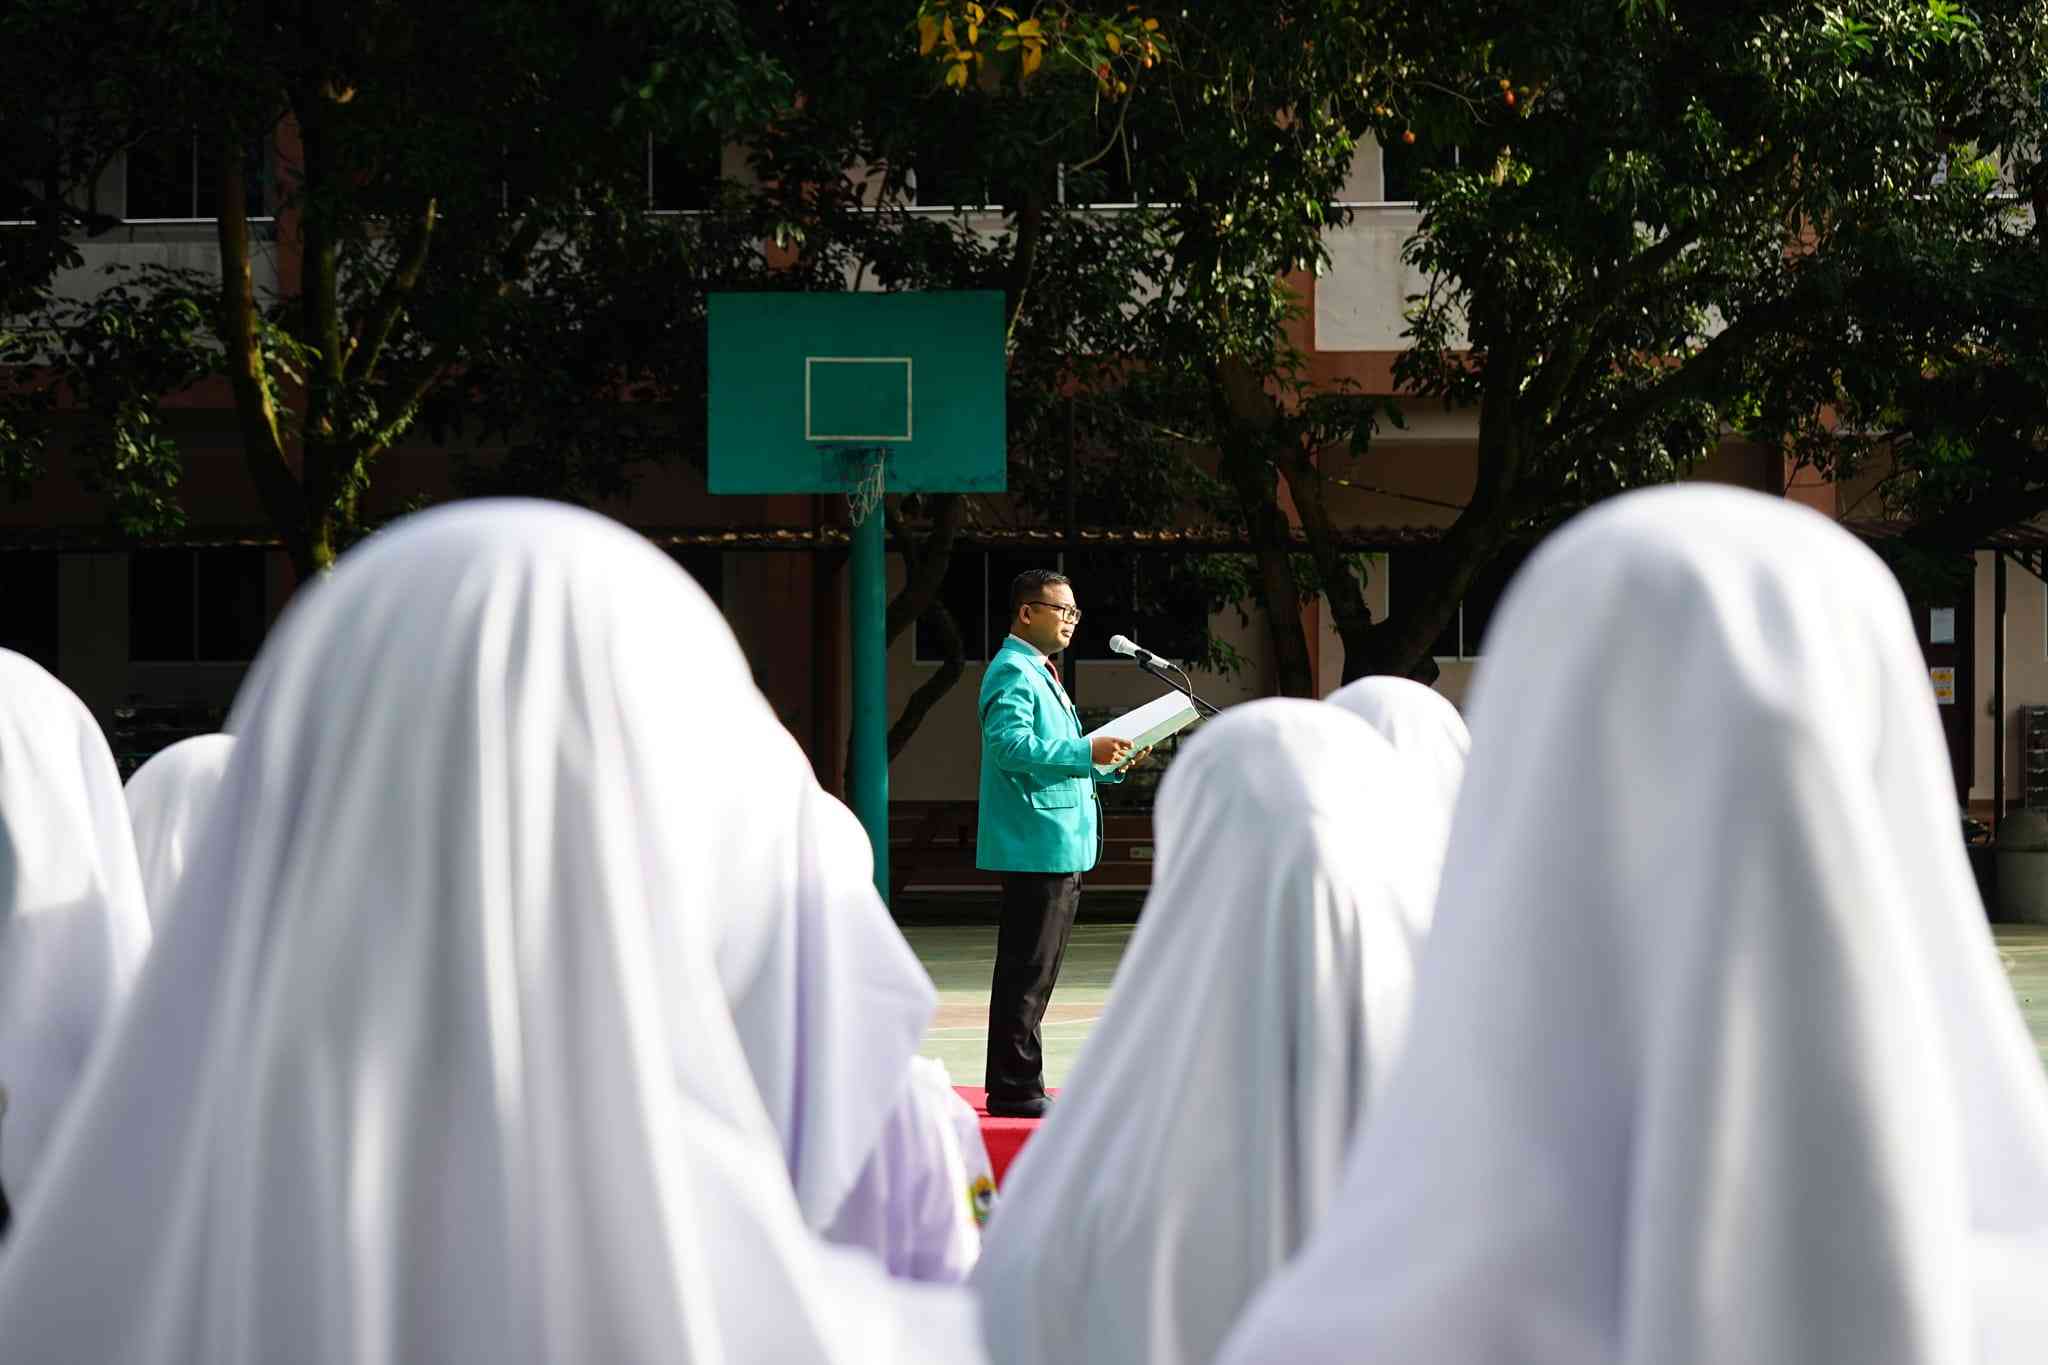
top-left (1024, 600), bottom-right (1082, 623)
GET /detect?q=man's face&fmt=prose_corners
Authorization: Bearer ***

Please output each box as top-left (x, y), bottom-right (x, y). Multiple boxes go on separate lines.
top-left (1018, 581), bottom-right (1078, 655)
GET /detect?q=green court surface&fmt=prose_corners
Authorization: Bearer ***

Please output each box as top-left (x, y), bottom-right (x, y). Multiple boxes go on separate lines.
top-left (907, 915), bottom-right (1136, 1091)
top-left (907, 918), bottom-right (2048, 1087)
top-left (1999, 926), bottom-right (2048, 1070)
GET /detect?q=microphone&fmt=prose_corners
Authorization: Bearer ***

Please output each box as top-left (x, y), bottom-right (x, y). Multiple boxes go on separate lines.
top-left (1110, 633), bottom-right (1222, 718)
top-left (1108, 634), bottom-right (1173, 668)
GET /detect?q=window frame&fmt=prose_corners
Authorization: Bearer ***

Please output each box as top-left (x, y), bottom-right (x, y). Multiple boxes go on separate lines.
top-left (128, 548), bottom-right (270, 665)
top-left (645, 131), bottom-right (721, 214)
top-left (911, 551), bottom-right (993, 665)
top-left (1387, 551), bottom-right (1513, 664)
top-left (907, 133), bottom-right (1163, 212)
top-left (121, 135), bottom-right (270, 224)
top-left (1378, 137), bottom-right (1463, 206)
top-left (910, 549), bottom-right (1203, 666)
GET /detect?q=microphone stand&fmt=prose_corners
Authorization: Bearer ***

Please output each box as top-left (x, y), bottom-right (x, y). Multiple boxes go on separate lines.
top-left (1138, 657), bottom-right (1222, 718)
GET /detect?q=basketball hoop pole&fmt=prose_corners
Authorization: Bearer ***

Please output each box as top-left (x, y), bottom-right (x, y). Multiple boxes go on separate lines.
top-left (848, 463), bottom-right (889, 903)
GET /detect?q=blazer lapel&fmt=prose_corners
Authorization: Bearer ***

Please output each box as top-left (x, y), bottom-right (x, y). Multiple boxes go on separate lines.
top-left (1003, 637), bottom-right (1078, 735)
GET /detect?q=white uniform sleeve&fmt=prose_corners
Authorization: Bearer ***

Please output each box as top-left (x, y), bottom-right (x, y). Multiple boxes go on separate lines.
top-left (825, 1059), bottom-right (993, 1282)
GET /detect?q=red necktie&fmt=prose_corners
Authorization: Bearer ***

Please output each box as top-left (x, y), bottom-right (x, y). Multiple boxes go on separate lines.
top-left (1045, 659), bottom-right (1061, 687)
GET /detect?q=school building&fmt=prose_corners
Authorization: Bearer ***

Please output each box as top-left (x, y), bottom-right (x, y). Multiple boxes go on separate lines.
top-left (3, 132), bottom-right (2038, 885)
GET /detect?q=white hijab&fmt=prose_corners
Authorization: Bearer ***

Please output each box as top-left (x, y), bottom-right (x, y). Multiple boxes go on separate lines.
top-left (726, 780), bottom-right (939, 1229)
top-left (0, 649), bottom-right (151, 1211)
top-left (775, 789), bottom-right (987, 1276)
top-left (973, 698), bottom-right (1437, 1365)
top-left (0, 501), bottom-right (983, 1364)
top-left (1220, 485), bottom-right (2048, 1365)
top-left (124, 734), bottom-right (236, 922)
top-left (1324, 675), bottom-right (1469, 818)
top-left (826, 1056), bottom-right (991, 1283)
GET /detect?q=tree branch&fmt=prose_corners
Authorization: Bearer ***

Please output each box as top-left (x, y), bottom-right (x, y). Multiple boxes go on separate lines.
top-left (214, 129), bottom-right (304, 559)
top-left (346, 196), bottom-right (438, 381)
top-left (1529, 147), bottom-right (1794, 409)
top-left (358, 212), bottom-right (546, 461)
top-left (1902, 482), bottom-right (2048, 552)
top-left (884, 494), bottom-right (966, 643)
top-left (1279, 437), bottom-right (1378, 681)
top-left (1211, 354), bottom-right (1316, 695)
top-left (888, 603), bottom-right (966, 762)
top-left (1565, 298), bottom-right (1799, 454)
top-left (1004, 191), bottom-right (1045, 348)
top-left (293, 93), bottom-right (347, 446)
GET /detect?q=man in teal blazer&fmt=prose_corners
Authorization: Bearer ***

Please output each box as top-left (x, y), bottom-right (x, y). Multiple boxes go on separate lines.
top-left (977, 569), bottom-right (1137, 1117)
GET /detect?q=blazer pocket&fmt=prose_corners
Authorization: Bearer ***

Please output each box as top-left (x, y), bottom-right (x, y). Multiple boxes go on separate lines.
top-left (1024, 781), bottom-right (1080, 809)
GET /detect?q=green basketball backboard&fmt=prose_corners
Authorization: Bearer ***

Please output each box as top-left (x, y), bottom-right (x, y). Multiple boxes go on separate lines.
top-left (707, 291), bottom-right (1007, 494)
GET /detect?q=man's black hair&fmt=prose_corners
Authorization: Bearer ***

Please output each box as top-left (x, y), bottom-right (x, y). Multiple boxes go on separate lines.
top-left (1010, 568), bottom-right (1072, 615)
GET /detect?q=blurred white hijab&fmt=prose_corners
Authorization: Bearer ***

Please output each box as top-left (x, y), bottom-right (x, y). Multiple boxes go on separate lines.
top-left (789, 790), bottom-right (987, 1279)
top-left (1324, 675), bottom-right (1469, 820)
top-left (1221, 486), bottom-right (2048, 1365)
top-left (727, 774), bottom-right (939, 1232)
top-left (124, 734), bottom-right (236, 922)
top-left (974, 699), bottom-right (1437, 1365)
top-left (0, 501), bottom-right (982, 1364)
top-left (0, 650), bottom-right (150, 1211)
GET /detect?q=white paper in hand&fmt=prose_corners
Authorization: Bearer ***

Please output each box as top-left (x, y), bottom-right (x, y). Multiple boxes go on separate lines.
top-left (1086, 691), bottom-right (1201, 773)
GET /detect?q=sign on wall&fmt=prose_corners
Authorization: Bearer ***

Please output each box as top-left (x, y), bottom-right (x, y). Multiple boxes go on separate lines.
top-left (1930, 666), bottom-right (1957, 705)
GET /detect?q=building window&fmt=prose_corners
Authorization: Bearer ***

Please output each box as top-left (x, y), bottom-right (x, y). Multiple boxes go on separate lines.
top-left (669, 547), bottom-right (724, 604)
top-left (910, 106), bottom-right (1136, 209)
top-left (123, 136), bottom-right (266, 221)
top-left (1061, 133), bottom-right (1165, 207)
top-left (913, 550), bottom-right (1041, 661)
top-left (648, 134), bottom-right (719, 211)
top-left (0, 552), bottom-right (60, 672)
top-left (1395, 547), bottom-right (1528, 661)
top-left (910, 115), bottom-right (1049, 210)
top-left (913, 549), bottom-right (1206, 665)
top-left (1380, 137), bottom-right (1462, 204)
top-left (2, 166), bottom-right (47, 222)
top-left (528, 133), bottom-right (716, 212)
top-left (1062, 550), bottom-right (1205, 662)
top-left (129, 548), bottom-right (270, 663)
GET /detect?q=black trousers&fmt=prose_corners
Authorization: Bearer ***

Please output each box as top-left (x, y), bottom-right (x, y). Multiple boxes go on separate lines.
top-left (985, 870), bottom-right (1083, 1102)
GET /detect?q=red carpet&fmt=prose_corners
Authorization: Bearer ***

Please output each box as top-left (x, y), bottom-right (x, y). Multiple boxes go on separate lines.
top-left (955, 1086), bottom-right (1055, 1185)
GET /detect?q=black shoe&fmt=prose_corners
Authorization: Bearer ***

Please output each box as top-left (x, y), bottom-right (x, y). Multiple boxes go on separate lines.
top-left (986, 1093), bottom-right (1052, 1119)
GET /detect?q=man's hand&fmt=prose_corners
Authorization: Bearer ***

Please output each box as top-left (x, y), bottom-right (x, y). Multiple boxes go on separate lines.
top-left (1091, 735), bottom-right (1134, 767)
top-left (1122, 746), bottom-right (1155, 770)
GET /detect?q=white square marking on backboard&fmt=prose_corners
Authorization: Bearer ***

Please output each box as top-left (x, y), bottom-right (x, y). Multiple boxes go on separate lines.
top-left (805, 357), bottom-right (914, 442)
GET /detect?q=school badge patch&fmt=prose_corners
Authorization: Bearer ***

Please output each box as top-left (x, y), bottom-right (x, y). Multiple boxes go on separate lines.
top-left (968, 1173), bottom-right (996, 1228)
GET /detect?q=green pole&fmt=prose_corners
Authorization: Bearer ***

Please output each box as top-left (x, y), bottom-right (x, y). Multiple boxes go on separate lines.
top-left (850, 499), bottom-right (889, 902)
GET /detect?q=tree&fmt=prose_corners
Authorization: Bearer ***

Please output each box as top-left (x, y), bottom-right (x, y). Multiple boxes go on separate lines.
top-left (0, 3), bottom-right (227, 481)
top-left (1332, 0), bottom-right (2012, 676)
top-left (931, 0), bottom-right (2035, 687)
top-left (1748, 2), bottom-right (2048, 565)
top-left (0, 2), bottom-right (193, 311)
top-left (739, 0), bottom-right (1192, 780)
top-left (921, 0), bottom-right (1417, 695)
top-left (423, 201), bottom-right (822, 507)
top-left (2, 0), bottom-right (784, 577)
top-left (291, 0), bottom-right (1207, 782)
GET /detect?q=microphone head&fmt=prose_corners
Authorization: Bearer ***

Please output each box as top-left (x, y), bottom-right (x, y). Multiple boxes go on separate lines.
top-left (1108, 634), bottom-right (1139, 658)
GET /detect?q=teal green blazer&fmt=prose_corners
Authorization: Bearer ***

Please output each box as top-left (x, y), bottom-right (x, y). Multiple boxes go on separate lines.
top-left (976, 635), bottom-right (1121, 872)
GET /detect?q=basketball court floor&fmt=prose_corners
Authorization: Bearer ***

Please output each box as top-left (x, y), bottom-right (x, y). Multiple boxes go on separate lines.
top-left (907, 915), bottom-right (2048, 1087)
